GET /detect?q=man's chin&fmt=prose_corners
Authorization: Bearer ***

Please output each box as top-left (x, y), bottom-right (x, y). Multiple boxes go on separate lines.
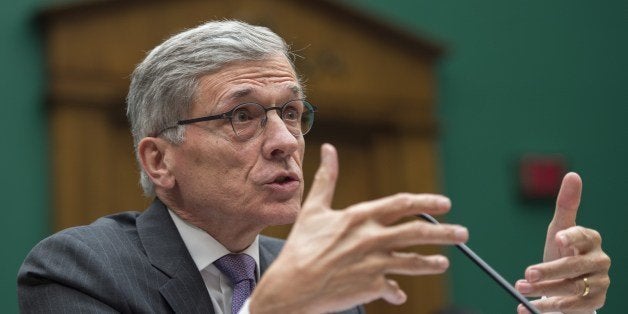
top-left (274, 211), bottom-right (299, 225)
top-left (259, 202), bottom-right (300, 226)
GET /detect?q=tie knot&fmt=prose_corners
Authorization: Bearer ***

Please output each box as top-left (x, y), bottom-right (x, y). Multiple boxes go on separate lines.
top-left (214, 253), bottom-right (257, 284)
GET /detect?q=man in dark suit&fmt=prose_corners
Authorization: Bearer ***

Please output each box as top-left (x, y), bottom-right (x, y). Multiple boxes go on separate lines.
top-left (18, 20), bottom-right (610, 314)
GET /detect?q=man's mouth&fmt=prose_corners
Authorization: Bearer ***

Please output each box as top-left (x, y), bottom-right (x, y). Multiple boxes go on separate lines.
top-left (263, 172), bottom-right (301, 197)
top-left (272, 175), bottom-right (297, 184)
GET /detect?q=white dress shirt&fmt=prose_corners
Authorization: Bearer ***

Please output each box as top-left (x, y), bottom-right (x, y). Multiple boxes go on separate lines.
top-left (168, 210), bottom-right (259, 314)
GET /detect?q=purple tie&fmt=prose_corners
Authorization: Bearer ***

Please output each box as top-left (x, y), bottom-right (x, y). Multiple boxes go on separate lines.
top-left (214, 253), bottom-right (257, 314)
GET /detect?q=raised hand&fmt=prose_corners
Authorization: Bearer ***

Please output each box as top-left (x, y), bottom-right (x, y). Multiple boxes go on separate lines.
top-left (250, 143), bottom-right (469, 314)
top-left (515, 173), bottom-right (610, 313)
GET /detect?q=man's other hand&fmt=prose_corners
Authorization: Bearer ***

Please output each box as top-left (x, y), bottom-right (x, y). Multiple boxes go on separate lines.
top-left (515, 173), bottom-right (611, 314)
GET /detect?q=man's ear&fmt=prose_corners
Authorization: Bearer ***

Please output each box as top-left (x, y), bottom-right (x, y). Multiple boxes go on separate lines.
top-left (138, 137), bottom-right (176, 190)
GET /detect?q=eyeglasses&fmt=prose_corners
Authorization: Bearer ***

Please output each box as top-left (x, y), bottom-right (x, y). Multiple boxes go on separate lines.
top-left (172, 99), bottom-right (317, 141)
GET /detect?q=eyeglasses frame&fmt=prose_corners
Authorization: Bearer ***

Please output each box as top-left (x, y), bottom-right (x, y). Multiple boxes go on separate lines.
top-left (164, 99), bottom-right (317, 140)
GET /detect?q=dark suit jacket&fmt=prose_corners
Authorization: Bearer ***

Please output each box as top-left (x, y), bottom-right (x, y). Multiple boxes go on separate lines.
top-left (18, 199), bottom-right (364, 314)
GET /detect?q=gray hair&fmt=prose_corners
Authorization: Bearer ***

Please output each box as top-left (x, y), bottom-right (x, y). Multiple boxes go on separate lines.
top-left (126, 20), bottom-right (295, 196)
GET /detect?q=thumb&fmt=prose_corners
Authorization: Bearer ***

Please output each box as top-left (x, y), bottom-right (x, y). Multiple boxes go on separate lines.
top-left (549, 172), bottom-right (582, 232)
top-left (544, 172), bottom-right (582, 261)
top-left (303, 143), bottom-right (339, 209)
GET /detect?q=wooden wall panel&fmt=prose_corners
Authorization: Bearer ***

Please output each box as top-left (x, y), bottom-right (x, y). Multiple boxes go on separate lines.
top-left (51, 104), bottom-right (149, 230)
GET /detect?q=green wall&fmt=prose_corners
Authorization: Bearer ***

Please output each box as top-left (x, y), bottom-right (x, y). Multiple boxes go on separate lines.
top-left (0, 0), bottom-right (47, 312)
top-left (3, 0), bottom-right (626, 313)
top-left (343, 0), bottom-right (627, 313)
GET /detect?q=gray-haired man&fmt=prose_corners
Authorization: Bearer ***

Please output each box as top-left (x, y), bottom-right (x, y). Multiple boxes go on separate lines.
top-left (18, 20), bottom-right (609, 314)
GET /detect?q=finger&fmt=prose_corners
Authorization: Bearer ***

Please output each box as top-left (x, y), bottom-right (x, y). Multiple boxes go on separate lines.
top-left (549, 172), bottom-right (582, 233)
top-left (383, 252), bottom-right (450, 276)
top-left (525, 254), bottom-right (607, 283)
top-left (545, 172), bottom-right (582, 261)
top-left (303, 143), bottom-right (339, 209)
top-left (518, 294), bottom-right (606, 314)
top-left (556, 226), bottom-right (602, 255)
top-left (350, 193), bottom-right (452, 225)
top-left (380, 279), bottom-right (407, 305)
top-left (379, 220), bottom-right (468, 248)
top-left (516, 277), bottom-right (589, 297)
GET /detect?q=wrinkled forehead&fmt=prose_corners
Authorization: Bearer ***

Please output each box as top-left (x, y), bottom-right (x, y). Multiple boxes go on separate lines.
top-left (193, 56), bottom-right (303, 112)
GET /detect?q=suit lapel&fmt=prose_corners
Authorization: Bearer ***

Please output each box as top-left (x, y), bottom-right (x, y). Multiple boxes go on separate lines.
top-left (137, 199), bottom-right (215, 314)
top-left (259, 239), bottom-right (272, 275)
top-left (259, 236), bottom-right (284, 275)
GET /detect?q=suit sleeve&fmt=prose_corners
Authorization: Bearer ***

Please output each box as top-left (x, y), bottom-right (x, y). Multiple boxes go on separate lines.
top-left (17, 231), bottom-right (122, 313)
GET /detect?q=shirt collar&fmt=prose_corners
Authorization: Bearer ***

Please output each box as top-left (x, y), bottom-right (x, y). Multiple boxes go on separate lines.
top-left (168, 208), bottom-right (260, 277)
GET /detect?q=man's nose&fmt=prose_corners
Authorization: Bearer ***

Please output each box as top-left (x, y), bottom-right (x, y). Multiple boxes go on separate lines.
top-left (261, 111), bottom-right (299, 160)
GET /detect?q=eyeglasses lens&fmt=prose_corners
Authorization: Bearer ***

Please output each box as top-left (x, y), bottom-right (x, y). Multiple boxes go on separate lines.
top-left (230, 100), bottom-right (315, 140)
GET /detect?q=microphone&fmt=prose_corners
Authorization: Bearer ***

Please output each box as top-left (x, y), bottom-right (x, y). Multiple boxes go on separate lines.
top-left (418, 213), bottom-right (541, 314)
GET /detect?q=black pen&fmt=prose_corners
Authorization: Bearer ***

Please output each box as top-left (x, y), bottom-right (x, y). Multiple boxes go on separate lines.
top-left (418, 213), bottom-right (541, 314)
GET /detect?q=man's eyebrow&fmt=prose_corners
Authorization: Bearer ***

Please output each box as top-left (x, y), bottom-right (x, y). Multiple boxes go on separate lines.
top-left (228, 88), bottom-right (252, 100)
top-left (290, 85), bottom-right (303, 97)
top-left (227, 85), bottom-right (303, 100)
